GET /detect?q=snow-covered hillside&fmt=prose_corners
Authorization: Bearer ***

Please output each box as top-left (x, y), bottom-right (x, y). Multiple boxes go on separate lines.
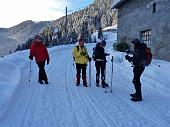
top-left (0, 32), bottom-right (170, 127)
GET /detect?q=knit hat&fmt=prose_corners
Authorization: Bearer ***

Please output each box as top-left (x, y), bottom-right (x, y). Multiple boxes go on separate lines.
top-left (79, 38), bottom-right (85, 43)
top-left (131, 38), bottom-right (140, 44)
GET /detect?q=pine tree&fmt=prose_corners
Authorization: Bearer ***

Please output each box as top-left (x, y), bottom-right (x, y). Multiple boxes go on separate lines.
top-left (70, 29), bottom-right (78, 43)
top-left (80, 20), bottom-right (89, 43)
top-left (15, 44), bottom-right (21, 52)
top-left (41, 26), bottom-right (54, 47)
top-left (93, 36), bottom-right (97, 43)
top-left (98, 23), bottom-right (103, 40)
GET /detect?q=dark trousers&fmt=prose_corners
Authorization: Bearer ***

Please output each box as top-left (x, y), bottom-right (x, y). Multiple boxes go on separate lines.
top-left (95, 61), bottom-right (106, 84)
top-left (76, 64), bottom-right (87, 84)
top-left (133, 66), bottom-right (145, 98)
top-left (37, 61), bottom-right (48, 82)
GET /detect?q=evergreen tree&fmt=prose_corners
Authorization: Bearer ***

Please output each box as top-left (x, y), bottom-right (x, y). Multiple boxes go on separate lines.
top-left (41, 26), bottom-right (54, 47)
top-left (15, 44), bottom-right (21, 52)
top-left (70, 29), bottom-right (78, 43)
top-left (98, 24), bottom-right (103, 40)
top-left (80, 20), bottom-right (89, 43)
top-left (93, 37), bottom-right (97, 43)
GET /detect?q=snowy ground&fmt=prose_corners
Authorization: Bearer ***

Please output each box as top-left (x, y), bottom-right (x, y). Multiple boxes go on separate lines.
top-left (0, 39), bottom-right (170, 127)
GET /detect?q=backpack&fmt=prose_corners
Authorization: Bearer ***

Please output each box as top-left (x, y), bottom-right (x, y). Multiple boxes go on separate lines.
top-left (92, 44), bottom-right (105, 60)
top-left (145, 47), bottom-right (152, 66)
top-left (138, 43), bottom-right (152, 67)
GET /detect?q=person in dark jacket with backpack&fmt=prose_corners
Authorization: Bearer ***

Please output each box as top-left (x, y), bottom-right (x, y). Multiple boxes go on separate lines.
top-left (92, 40), bottom-right (110, 88)
top-left (29, 35), bottom-right (50, 84)
top-left (125, 38), bottom-right (147, 102)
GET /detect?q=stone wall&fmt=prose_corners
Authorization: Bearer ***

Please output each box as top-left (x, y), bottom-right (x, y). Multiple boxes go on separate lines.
top-left (117, 0), bottom-right (170, 61)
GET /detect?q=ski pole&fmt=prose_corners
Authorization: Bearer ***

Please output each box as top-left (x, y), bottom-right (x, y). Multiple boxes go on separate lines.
top-left (110, 56), bottom-right (114, 93)
top-left (72, 60), bottom-right (77, 84)
top-left (89, 60), bottom-right (91, 86)
top-left (72, 59), bottom-right (75, 68)
top-left (104, 67), bottom-right (107, 93)
top-left (152, 61), bottom-right (161, 67)
top-left (29, 60), bottom-right (32, 85)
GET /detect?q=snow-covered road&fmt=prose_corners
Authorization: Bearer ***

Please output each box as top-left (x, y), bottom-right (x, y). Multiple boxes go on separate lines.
top-left (0, 43), bottom-right (170, 127)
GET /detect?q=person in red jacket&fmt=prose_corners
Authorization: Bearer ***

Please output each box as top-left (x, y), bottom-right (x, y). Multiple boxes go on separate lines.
top-left (29, 35), bottom-right (50, 84)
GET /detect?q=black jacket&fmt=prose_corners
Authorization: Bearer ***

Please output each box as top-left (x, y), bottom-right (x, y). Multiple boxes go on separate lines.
top-left (92, 43), bottom-right (107, 62)
top-left (126, 43), bottom-right (147, 66)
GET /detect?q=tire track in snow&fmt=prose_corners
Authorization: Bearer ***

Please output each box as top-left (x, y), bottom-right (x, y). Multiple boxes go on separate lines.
top-left (47, 49), bottom-right (80, 127)
top-left (68, 61), bottom-right (118, 127)
top-left (66, 59), bottom-right (108, 126)
top-left (65, 55), bottom-right (84, 127)
top-left (70, 57), bottom-right (168, 127)
top-left (108, 62), bottom-right (169, 126)
top-left (41, 49), bottom-right (77, 127)
top-left (0, 63), bottom-right (44, 127)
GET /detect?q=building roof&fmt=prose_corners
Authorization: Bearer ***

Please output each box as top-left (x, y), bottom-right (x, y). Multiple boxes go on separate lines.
top-left (102, 25), bottom-right (117, 31)
top-left (112, 0), bottom-right (128, 9)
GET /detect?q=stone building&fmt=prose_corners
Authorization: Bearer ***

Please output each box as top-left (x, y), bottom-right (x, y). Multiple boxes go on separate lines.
top-left (112, 0), bottom-right (170, 61)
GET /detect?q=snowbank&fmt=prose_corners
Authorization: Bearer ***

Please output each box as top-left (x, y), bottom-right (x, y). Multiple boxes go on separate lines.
top-left (0, 51), bottom-right (29, 114)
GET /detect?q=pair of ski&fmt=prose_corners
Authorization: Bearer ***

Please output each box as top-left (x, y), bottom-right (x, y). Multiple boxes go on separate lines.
top-left (88, 56), bottom-right (114, 93)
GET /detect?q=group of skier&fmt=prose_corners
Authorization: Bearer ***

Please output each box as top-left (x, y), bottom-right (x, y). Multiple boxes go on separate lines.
top-left (29, 35), bottom-right (151, 102)
top-left (72, 38), bottom-right (110, 88)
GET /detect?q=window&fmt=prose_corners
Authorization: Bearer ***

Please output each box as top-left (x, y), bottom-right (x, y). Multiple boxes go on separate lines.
top-left (152, 2), bottom-right (157, 13)
top-left (141, 30), bottom-right (151, 46)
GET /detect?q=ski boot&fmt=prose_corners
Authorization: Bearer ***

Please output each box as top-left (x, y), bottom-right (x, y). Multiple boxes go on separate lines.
top-left (102, 80), bottom-right (108, 88)
top-left (131, 97), bottom-right (142, 102)
top-left (38, 80), bottom-right (43, 84)
top-left (96, 76), bottom-right (100, 87)
top-left (130, 93), bottom-right (136, 98)
top-left (76, 74), bottom-right (80, 86)
top-left (83, 75), bottom-right (88, 87)
top-left (44, 80), bottom-right (48, 85)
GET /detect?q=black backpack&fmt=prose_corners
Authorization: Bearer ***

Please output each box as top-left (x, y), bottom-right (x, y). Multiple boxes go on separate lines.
top-left (93, 44), bottom-right (105, 60)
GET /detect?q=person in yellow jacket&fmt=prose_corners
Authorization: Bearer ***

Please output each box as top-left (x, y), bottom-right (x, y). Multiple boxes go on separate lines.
top-left (72, 38), bottom-right (91, 87)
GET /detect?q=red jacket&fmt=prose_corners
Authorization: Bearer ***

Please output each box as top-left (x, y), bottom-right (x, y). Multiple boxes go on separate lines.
top-left (30, 41), bottom-right (49, 63)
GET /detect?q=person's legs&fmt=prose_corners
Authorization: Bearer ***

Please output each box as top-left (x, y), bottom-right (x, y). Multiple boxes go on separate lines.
top-left (76, 64), bottom-right (81, 85)
top-left (132, 66), bottom-right (145, 101)
top-left (37, 61), bottom-right (47, 84)
top-left (82, 64), bottom-right (87, 87)
top-left (95, 62), bottom-right (100, 85)
top-left (101, 62), bottom-right (107, 87)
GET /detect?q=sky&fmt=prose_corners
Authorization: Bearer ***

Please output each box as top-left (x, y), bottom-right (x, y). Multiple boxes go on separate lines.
top-left (0, 0), bottom-right (94, 28)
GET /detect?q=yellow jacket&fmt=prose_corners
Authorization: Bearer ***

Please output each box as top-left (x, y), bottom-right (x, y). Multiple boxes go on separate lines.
top-left (72, 45), bottom-right (88, 64)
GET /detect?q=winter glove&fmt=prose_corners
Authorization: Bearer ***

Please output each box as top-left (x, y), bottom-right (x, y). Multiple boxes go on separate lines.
top-left (88, 57), bottom-right (92, 62)
top-left (29, 55), bottom-right (33, 60)
top-left (126, 50), bottom-right (131, 54)
top-left (125, 55), bottom-right (132, 62)
top-left (47, 59), bottom-right (50, 65)
top-left (92, 54), bottom-right (96, 61)
top-left (105, 53), bottom-right (110, 56)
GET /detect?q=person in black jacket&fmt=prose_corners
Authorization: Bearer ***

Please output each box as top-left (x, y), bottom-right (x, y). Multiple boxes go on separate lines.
top-left (125, 38), bottom-right (147, 102)
top-left (92, 40), bottom-right (110, 88)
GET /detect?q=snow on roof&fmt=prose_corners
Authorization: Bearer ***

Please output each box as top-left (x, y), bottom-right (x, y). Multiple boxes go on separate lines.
top-left (112, 0), bottom-right (127, 9)
top-left (102, 25), bottom-right (117, 31)
top-left (112, 0), bottom-right (122, 8)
